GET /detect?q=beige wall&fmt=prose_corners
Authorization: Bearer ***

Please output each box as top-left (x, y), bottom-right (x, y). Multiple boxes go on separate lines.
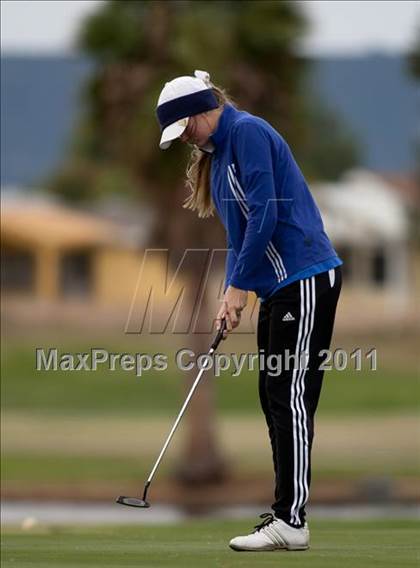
top-left (1, 237), bottom-right (172, 307)
top-left (95, 248), bottom-right (167, 308)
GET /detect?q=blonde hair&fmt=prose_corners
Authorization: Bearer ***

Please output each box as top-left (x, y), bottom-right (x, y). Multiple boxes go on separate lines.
top-left (183, 86), bottom-right (235, 218)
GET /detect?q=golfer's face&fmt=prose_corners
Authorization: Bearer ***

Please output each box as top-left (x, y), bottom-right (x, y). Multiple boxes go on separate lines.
top-left (180, 115), bottom-right (210, 147)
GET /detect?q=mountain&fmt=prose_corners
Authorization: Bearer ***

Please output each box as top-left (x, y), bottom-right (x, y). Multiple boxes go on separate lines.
top-left (1, 55), bottom-right (93, 187)
top-left (307, 54), bottom-right (418, 173)
top-left (1, 54), bottom-right (418, 187)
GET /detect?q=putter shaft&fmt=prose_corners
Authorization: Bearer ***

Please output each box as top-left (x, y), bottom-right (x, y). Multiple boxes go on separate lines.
top-left (146, 350), bottom-right (213, 484)
top-left (117, 319), bottom-right (227, 508)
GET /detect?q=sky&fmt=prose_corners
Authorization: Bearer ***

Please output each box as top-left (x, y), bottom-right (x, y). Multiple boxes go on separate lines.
top-left (1, 0), bottom-right (419, 56)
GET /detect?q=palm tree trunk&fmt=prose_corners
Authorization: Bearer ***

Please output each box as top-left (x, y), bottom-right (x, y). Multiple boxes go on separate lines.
top-left (175, 272), bottom-right (228, 485)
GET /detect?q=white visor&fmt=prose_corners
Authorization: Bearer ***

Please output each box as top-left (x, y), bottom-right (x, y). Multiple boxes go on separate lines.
top-left (159, 117), bottom-right (189, 150)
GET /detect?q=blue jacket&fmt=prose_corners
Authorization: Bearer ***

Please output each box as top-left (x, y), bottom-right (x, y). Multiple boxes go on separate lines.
top-left (209, 104), bottom-right (342, 302)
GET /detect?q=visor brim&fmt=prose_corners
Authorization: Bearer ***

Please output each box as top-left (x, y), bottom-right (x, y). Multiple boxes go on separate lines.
top-left (159, 118), bottom-right (189, 150)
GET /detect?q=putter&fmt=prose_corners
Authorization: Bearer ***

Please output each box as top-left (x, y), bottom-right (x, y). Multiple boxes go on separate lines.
top-left (116, 318), bottom-right (227, 508)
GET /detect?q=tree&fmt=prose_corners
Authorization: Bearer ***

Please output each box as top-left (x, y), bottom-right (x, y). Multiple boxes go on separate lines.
top-left (406, 27), bottom-right (420, 241)
top-left (296, 101), bottom-right (361, 182)
top-left (407, 27), bottom-right (420, 80)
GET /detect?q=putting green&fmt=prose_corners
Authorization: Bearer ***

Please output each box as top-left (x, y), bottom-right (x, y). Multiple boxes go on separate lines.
top-left (2, 519), bottom-right (419, 567)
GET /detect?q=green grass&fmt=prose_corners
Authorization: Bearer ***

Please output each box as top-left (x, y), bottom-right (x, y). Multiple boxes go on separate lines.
top-left (2, 341), bottom-right (419, 494)
top-left (3, 411), bottom-right (418, 492)
top-left (2, 343), bottom-right (419, 417)
top-left (2, 454), bottom-right (161, 483)
top-left (2, 520), bottom-right (419, 567)
top-left (3, 451), bottom-right (419, 488)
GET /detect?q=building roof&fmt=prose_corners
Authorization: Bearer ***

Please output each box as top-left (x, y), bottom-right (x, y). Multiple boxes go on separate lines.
top-left (312, 169), bottom-right (410, 244)
top-left (1, 194), bottom-right (125, 250)
top-left (377, 172), bottom-right (420, 208)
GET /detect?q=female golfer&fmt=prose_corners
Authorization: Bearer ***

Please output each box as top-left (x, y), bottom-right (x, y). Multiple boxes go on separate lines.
top-left (157, 70), bottom-right (342, 552)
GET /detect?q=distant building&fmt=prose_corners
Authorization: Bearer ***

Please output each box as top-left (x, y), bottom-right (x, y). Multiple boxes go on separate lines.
top-left (1, 173), bottom-right (418, 332)
top-left (312, 169), bottom-right (417, 315)
top-left (0, 193), bottom-right (159, 307)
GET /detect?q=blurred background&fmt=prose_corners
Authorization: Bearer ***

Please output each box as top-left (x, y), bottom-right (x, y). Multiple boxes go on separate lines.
top-left (1, 0), bottom-right (419, 521)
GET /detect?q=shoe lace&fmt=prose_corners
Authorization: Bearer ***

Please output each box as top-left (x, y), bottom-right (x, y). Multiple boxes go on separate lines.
top-left (253, 512), bottom-right (275, 533)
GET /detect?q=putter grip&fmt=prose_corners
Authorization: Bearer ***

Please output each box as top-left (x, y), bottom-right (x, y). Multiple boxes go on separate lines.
top-left (211, 318), bottom-right (227, 351)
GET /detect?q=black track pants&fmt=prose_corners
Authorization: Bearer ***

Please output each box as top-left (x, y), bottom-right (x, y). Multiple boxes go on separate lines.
top-left (257, 266), bottom-right (342, 528)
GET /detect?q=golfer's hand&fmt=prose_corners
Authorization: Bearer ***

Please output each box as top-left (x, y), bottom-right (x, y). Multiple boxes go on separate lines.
top-left (216, 285), bottom-right (248, 338)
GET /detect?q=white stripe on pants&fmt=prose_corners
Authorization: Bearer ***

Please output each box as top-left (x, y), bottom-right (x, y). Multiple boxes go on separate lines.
top-left (290, 277), bottom-right (316, 525)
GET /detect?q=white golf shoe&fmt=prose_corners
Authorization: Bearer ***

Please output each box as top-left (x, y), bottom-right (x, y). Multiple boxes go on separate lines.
top-left (229, 513), bottom-right (309, 552)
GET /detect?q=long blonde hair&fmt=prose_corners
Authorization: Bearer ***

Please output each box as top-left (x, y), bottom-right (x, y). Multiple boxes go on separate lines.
top-left (183, 86), bottom-right (235, 218)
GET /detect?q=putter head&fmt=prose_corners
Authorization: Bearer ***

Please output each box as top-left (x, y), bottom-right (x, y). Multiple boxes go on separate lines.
top-left (116, 496), bottom-right (150, 508)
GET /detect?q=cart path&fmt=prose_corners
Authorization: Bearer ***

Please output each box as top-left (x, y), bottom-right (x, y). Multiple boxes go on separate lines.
top-left (2, 501), bottom-right (420, 526)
